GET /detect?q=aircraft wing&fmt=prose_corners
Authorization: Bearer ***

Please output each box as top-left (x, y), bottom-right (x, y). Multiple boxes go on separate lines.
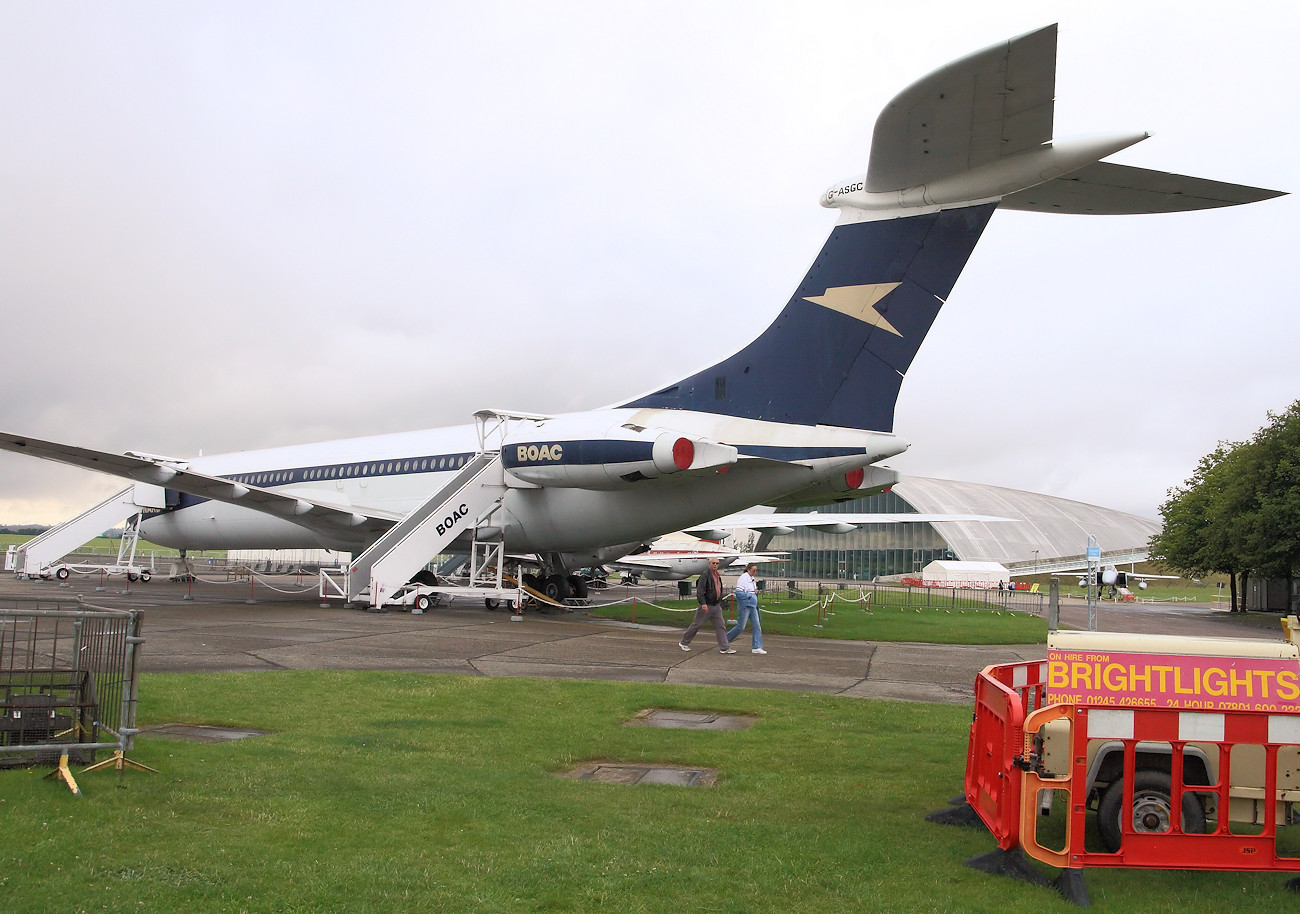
top-left (684, 511), bottom-right (1013, 539)
top-left (0, 430), bottom-right (400, 541)
top-left (1055, 563), bottom-right (1180, 580)
top-left (605, 555), bottom-right (686, 574)
top-left (1000, 162), bottom-right (1285, 214)
top-left (733, 552), bottom-right (786, 566)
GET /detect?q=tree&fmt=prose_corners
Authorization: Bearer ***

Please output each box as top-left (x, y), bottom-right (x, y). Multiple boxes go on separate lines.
top-left (1152, 442), bottom-right (1246, 610)
top-left (1152, 401), bottom-right (1300, 612)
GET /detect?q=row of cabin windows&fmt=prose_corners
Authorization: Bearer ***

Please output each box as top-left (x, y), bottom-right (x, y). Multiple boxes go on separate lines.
top-left (231, 454), bottom-right (471, 487)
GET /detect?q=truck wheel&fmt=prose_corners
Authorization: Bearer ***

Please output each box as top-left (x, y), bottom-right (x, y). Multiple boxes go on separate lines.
top-left (1098, 769), bottom-right (1206, 852)
top-left (415, 594), bottom-right (433, 612)
top-left (139, 569), bottom-right (151, 582)
top-left (127, 572), bottom-right (139, 582)
top-left (485, 598), bottom-right (500, 609)
top-left (55, 567), bottom-right (70, 581)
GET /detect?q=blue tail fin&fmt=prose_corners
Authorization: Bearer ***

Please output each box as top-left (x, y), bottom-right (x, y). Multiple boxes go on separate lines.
top-left (620, 202), bottom-right (995, 432)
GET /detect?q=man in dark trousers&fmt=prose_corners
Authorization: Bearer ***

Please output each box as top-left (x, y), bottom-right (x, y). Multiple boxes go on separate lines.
top-left (679, 558), bottom-right (735, 653)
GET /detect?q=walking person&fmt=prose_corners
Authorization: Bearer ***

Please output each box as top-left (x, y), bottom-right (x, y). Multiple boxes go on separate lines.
top-left (726, 563), bottom-right (766, 654)
top-left (679, 558), bottom-right (734, 653)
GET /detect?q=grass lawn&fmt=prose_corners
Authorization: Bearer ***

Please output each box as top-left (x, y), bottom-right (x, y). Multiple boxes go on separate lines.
top-left (587, 590), bottom-right (1048, 645)
top-left (3, 672), bottom-right (1296, 912)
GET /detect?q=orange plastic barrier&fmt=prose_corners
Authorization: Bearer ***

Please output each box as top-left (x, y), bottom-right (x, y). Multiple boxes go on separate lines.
top-left (964, 661), bottom-right (1048, 850)
top-left (967, 659), bottom-right (1300, 873)
top-left (1019, 703), bottom-right (1300, 871)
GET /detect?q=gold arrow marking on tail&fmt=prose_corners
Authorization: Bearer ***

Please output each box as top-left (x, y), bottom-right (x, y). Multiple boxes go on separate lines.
top-left (803, 283), bottom-right (903, 336)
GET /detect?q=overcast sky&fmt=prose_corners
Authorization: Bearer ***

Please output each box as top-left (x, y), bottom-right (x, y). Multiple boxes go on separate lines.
top-left (1, 1), bottom-right (1295, 531)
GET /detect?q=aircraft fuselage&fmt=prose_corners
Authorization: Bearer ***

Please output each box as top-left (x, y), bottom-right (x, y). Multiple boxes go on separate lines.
top-left (138, 407), bottom-right (905, 555)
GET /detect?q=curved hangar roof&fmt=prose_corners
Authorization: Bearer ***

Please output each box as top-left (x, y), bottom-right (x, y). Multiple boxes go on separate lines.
top-left (891, 476), bottom-right (1158, 565)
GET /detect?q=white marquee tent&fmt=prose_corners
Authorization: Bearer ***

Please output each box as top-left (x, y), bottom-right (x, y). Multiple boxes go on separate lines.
top-left (921, 560), bottom-right (1010, 587)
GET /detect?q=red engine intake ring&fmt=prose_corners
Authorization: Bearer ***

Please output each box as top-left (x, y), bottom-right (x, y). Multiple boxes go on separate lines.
top-left (672, 437), bottom-right (695, 470)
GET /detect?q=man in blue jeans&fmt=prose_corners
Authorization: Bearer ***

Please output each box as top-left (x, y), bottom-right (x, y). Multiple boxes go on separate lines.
top-left (726, 563), bottom-right (765, 654)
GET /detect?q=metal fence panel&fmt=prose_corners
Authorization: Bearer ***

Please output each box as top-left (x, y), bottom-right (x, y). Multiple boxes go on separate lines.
top-left (0, 604), bottom-right (142, 765)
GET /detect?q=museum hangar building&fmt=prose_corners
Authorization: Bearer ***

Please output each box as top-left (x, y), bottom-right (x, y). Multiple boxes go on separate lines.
top-left (764, 476), bottom-right (1159, 581)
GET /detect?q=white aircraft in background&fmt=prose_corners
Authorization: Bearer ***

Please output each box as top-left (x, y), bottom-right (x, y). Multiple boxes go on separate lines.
top-left (604, 536), bottom-right (785, 582)
top-left (0, 25), bottom-right (1282, 606)
top-left (608, 503), bottom-right (1016, 582)
top-left (1077, 565), bottom-right (1180, 593)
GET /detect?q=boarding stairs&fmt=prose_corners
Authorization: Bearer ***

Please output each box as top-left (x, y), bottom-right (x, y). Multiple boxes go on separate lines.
top-left (339, 451), bottom-right (508, 606)
top-left (14, 486), bottom-right (153, 579)
top-left (324, 411), bottom-right (561, 611)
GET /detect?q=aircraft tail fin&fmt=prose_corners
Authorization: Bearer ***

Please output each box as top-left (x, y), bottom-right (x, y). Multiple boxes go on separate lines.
top-left (621, 23), bottom-right (1281, 433)
top-left (619, 203), bottom-right (993, 432)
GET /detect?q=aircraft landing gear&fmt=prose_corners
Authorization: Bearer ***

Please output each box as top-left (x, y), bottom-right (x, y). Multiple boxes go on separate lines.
top-left (542, 574), bottom-right (573, 602)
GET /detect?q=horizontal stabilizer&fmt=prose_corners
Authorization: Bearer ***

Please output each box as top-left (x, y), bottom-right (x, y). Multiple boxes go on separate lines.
top-left (1000, 161), bottom-right (1286, 214)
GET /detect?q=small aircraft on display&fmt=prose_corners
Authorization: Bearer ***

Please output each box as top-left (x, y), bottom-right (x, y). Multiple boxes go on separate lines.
top-left (1075, 565), bottom-right (1179, 599)
top-left (0, 25), bottom-right (1282, 606)
top-left (604, 536), bottom-right (785, 583)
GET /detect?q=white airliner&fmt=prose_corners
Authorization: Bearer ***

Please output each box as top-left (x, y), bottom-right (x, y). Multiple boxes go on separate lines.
top-left (604, 537), bottom-right (783, 583)
top-left (0, 25), bottom-right (1282, 606)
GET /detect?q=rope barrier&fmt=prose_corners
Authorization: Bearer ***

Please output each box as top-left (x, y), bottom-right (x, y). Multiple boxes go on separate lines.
top-left (175, 566), bottom-right (316, 595)
top-left (584, 595), bottom-right (830, 617)
top-left (754, 601), bottom-right (824, 616)
top-left (587, 597), bottom-right (699, 613)
top-left (253, 577), bottom-right (318, 595)
top-left (187, 574), bottom-right (248, 586)
top-left (823, 591), bottom-right (873, 612)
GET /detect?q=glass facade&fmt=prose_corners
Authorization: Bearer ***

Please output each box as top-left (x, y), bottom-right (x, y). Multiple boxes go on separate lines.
top-left (761, 490), bottom-right (956, 581)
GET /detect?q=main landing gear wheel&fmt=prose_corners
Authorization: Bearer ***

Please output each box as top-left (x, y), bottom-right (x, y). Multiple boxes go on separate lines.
top-left (542, 574), bottom-right (573, 602)
top-left (1097, 769), bottom-right (1206, 853)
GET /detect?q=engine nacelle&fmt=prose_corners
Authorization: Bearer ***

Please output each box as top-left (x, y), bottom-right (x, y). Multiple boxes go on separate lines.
top-left (768, 464), bottom-right (899, 509)
top-left (502, 416), bottom-right (737, 488)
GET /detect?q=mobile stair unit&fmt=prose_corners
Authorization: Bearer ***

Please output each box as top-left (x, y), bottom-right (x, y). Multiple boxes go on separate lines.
top-left (323, 411), bottom-right (545, 611)
top-left (13, 485), bottom-right (161, 581)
